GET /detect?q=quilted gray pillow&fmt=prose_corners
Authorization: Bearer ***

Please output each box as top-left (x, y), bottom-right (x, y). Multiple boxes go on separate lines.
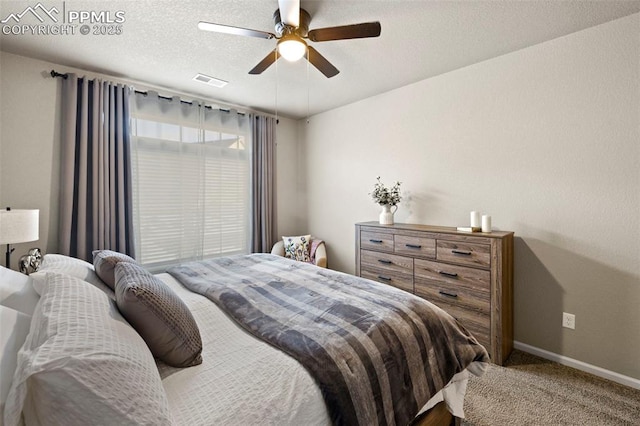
top-left (93, 250), bottom-right (137, 290)
top-left (114, 262), bottom-right (203, 368)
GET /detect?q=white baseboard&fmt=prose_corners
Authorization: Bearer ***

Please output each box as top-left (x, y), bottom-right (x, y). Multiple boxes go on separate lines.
top-left (513, 341), bottom-right (640, 390)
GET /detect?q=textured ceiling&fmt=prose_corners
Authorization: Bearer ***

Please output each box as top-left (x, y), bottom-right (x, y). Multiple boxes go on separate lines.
top-left (1, 0), bottom-right (639, 118)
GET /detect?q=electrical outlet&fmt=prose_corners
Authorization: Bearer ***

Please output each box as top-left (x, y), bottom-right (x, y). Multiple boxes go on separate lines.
top-left (562, 312), bottom-right (575, 329)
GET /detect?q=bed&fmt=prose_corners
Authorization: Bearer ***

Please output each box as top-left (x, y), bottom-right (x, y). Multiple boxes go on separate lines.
top-left (1, 252), bottom-right (489, 426)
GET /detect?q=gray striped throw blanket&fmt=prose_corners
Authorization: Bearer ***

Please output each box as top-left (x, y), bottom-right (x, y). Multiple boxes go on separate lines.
top-left (168, 254), bottom-right (488, 426)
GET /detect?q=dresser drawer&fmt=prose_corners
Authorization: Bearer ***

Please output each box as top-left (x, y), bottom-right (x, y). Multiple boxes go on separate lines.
top-left (361, 250), bottom-right (413, 274)
top-left (431, 299), bottom-right (491, 350)
top-left (414, 277), bottom-right (490, 316)
top-left (361, 268), bottom-right (414, 293)
top-left (360, 230), bottom-right (394, 252)
top-left (436, 240), bottom-right (491, 269)
top-left (414, 259), bottom-right (491, 293)
top-left (436, 302), bottom-right (491, 348)
top-left (394, 235), bottom-right (436, 259)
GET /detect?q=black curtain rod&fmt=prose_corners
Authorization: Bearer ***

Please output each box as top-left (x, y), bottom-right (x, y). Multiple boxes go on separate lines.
top-left (50, 69), bottom-right (246, 116)
top-left (50, 70), bottom-right (68, 79)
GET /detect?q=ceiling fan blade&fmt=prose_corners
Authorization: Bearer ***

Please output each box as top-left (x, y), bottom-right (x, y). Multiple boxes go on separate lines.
top-left (278, 0), bottom-right (300, 27)
top-left (249, 50), bottom-right (281, 75)
top-left (306, 46), bottom-right (339, 78)
top-left (308, 22), bottom-right (381, 42)
top-left (198, 21), bottom-right (275, 39)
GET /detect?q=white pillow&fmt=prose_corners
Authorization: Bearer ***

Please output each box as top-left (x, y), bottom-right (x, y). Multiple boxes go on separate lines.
top-left (0, 306), bottom-right (31, 420)
top-left (0, 266), bottom-right (39, 316)
top-left (30, 254), bottom-right (115, 299)
top-left (3, 272), bottom-right (173, 426)
top-left (282, 235), bottom-right (312, 262)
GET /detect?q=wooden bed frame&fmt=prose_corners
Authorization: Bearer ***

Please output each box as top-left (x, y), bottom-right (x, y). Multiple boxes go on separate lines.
top-left (413, 401), bottom-right (460, 426)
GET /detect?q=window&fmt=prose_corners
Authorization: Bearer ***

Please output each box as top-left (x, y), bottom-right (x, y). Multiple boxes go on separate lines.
top-left (130, 93), bottom-right (251, 270)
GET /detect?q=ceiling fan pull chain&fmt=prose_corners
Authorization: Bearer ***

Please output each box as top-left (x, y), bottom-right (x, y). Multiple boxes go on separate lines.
top-left (306, 46), bottom-right (310, 124)
top-left (275, 49), bottom-right (279, 123)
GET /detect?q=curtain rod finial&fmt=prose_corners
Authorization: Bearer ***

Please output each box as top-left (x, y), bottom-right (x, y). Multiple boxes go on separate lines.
top-left (50, 70), bottom-right (68, 79)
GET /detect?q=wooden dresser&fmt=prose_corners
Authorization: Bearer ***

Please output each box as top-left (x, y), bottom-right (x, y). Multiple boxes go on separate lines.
top-left (355, 222), bottom-right (514, 365)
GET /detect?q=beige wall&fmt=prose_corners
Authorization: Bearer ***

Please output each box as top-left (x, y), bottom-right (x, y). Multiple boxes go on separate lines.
top-left (274, 115), bottom-right (306, 238)
top-left (299, 14), bottom-right (639, 380)
top-left (0, 53), bottom-right (61, 257)
top-left (0, 51), bottom-right (301, 262)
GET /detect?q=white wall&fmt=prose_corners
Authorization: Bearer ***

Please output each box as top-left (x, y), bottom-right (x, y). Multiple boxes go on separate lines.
top-left (300, 14), bottom-right (639, 380)
top-left (0, 52), bottom-right (301, 263)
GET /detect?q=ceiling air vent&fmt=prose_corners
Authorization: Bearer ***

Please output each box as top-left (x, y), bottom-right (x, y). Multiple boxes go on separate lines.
top-left (192, 73), bottom-right (228, 88)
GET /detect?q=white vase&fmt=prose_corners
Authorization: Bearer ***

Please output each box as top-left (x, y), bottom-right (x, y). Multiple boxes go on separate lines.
top-left (379, 204), bottom-right (398, 225)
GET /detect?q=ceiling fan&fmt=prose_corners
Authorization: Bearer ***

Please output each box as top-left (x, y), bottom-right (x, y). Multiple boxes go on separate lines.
top-left (197, 0), bottom-right (381, 78)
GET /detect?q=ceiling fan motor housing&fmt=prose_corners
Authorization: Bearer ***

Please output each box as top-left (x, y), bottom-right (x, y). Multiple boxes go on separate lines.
top-left (273, 8), bottom-right (311, 37)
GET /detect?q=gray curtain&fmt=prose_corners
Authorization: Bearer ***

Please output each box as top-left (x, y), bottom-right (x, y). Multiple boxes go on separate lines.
top-left (251, 115), bottom-right (277, 253)
top-left (59, 74), bottom-right (135, 261)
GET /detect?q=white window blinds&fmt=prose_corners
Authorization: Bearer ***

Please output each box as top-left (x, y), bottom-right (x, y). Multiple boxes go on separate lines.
top-left (130, 92), bottom-right (251, 270)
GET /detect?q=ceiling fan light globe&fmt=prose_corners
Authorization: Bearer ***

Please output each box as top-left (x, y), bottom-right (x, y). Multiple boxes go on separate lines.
top-left (277, 37), bottom-right (306, 62)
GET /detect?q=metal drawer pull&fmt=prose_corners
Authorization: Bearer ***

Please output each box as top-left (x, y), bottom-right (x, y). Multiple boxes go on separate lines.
top-left (369, 239), bottom-right (383, 243)
top-left (452, 249), bottom-right (472, 256)
top-left (378, 275), bottom-right (392, 281)
top-left (405, 244), bottom-right (422, 249)
top-left (377, 259), bottom-right (392, 264)
top-left (439, 290), bottom-right (458, 298)
top-left (438, 270), bottom-right (458, 278)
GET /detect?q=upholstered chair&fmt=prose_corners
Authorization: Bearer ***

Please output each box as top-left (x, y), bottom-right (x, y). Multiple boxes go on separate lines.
top-left (271, 238), bottom-right (327, 268)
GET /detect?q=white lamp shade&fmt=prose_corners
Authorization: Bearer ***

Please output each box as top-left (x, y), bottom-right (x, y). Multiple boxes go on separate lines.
top-left (0, 209), bottom-right (39, 244)
top-left (277, 37), bottom-right (307, 62)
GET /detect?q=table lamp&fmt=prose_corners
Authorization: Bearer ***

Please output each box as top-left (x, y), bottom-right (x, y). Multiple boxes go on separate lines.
top-left (0, 207), bottom-right (39, 269)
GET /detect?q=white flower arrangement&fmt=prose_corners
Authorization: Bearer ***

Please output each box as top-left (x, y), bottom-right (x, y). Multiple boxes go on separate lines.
top-left (370, 176), bottom-right (402, 206)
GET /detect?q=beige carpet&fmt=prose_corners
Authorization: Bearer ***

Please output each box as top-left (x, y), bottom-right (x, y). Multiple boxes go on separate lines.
top-left (462, 350), bottom-right (640, 425)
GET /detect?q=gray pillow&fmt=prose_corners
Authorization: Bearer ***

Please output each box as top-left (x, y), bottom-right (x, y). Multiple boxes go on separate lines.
top-left (93, 250), bottom-right (137, 290)
top-left (114, 262), bottom-right (203, 368)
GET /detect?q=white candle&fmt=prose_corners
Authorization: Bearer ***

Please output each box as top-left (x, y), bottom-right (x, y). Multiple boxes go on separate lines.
top-left (470, 211), bottom-right (480, 228)
top-left (482, 215), bottom-right (492, 232)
